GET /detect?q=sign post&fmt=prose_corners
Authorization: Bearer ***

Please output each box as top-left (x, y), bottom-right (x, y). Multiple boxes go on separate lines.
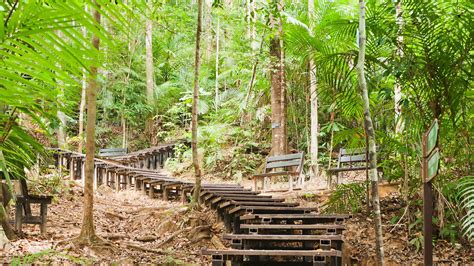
top-left (422, 119), bottom-right (440, 266)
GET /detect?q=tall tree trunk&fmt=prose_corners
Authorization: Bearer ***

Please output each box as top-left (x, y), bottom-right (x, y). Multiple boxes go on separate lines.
top-left (56, 30), bottom-right (67, 149)
top-left (145, 0), bottom-right (155, 141)
top-left (214, 16), bottom-right (219, 111)
top-left (278, 0), bottom-right (287, 154)
top-left (78, 71), bottom-right (86, 153)
top-left (77, 2), bottom-right (101, 244)
top-left (78, 18), bottom-right (88, 153)
top-left (269, 0), bottom-right (286, 156)
top-left (308, 0), bottom-right (319, 180)
top-left (57, 103), bottom-right (67, 148)
top-left (247, 0), bottom-right (257, 49)
top-left (357, 1), bottom-right (385, 264)
top-left (205, 0), bottom-right (212, 62)
top-left (191, 0), bottom-right (203, 205)
top-left (394, 0), bottom-right (403, 134)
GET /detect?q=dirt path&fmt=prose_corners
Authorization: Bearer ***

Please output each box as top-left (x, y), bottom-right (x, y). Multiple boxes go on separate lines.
top-left (1, 184), bottom-right (224, 264)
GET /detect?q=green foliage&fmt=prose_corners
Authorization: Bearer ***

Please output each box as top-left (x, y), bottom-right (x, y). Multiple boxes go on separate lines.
top-left (10, 249), bottom-right (91, 265)
top-left (457, 176), bottom-right (474, 242)
top-left (0, 0), bottom-right (138, 177)
top-left (322, 182), bottom-right (367, 214)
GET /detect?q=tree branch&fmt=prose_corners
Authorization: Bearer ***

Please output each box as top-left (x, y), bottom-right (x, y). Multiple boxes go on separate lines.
top-left (4, 0), bottom-right (19, 28)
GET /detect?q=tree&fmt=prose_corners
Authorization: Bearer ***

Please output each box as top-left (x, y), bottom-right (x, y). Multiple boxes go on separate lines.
top-left (308, 0), bottom-right (319, 180)
top-left (145, 0), bottom-right (155, 142)
top-left (269, 0), bottom-right (287, 156)
top-left (356, 0), bottom-right (384, 264)
top-left (77, 2), bottom-right (101, 244)
top-left (191, 0), bottom-right (203, 206)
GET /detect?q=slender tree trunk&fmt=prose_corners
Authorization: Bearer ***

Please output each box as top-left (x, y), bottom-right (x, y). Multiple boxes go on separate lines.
top-left (357, 1), bottom-right (384, 264)
top-left (269, 0), bottom-right (286, 156)
top-left (145, 0), bottom-right (155, 141)
top-left (214, 16), bottom-right (219, 111)
top-left (308, 0), bottom-right (319, 180)
top-left (242, 29), bottom-right (266, 120)
top-left (327, 111), bottom-right (335, 170)
top-left (191, 0), bottom-right (203, 205)
top-left (205, 0), bottom-right (212, 62)
top-left (56, 30), bottom-right (67, 149)
top-left (57, 104), bottom-right (67, 148)
top-left (278, 0), bottom-right (287, 154)
top-left (0, 151), bottom-right (16, 241)
top-left (78, 71), bottom-right (86, 153)
top-left (394, 0), bottom-right (403, 134)
top-left (78, 19), bottom-right (87, 153)
top-left (78, 2), bottom-right (100, 243)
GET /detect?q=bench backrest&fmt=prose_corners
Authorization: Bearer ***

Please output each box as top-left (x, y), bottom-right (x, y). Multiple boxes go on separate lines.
top-left (336, 148), bottom-right (369, 168)
top-left (264, 152), bottom-right (304, 174)
top-left (18, 179), bottom-right (33, 216)
top-left (99, 148), bottom-right (128, 157)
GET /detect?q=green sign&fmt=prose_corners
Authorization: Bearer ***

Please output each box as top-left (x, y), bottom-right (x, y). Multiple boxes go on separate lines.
top-left (426, 149), bottom-right (440, 182)
top-left (426, 120), bottom-right (439, 155)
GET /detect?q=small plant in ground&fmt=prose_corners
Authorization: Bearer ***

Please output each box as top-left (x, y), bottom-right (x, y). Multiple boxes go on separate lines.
top-left (10, 249), bottom-right (91, 265)
top-left (322, 182), bottom-right (367, 214)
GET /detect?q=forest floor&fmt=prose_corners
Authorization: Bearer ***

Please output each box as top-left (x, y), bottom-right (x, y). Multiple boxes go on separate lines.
top-left (0, 179), bottom-right (472, 265)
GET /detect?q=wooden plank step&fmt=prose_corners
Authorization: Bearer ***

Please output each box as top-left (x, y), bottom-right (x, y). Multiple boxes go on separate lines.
top-left (223, 234), bottom-right (343, 241)
top-left (240, 213), bottom-right (349, 221)
top-left (212, 197), bottom-right (283, 205)
top-left (201, 249), bottom-right (342, 257)
top-left (229, 206), bottom-right (317, 214)
top-left (204, 193), bottom-right (271, 199)
top-left (219, 201), bottom-right (299, 209)
top-left (201, 191), bottom-right (261, 197)
top-left (240, 224), bottom-right (346, 230)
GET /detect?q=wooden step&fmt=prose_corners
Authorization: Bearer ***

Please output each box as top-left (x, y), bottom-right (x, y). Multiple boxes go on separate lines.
top-left (240, 213), bottom-right (349, 222)
top-left (223, 234), bottom-right (343, 241)
top-left (201, 249), bottom-right (342, 257)
top-left (219, 201), bottom-right (299, 209)
top-left (229, 205), bottom-right (317, 214)
top-left (240, 224), bottom-right (345, 230)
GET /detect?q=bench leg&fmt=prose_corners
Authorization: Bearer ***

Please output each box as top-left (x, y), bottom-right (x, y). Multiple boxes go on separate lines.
top-left (148, 183), bottom-right (154, 198)
top-left (181, 189), bottom-right (187, 203)
top-left (40, 203), bottom-right (48, 234)
top-left (135, 179), bottom-right (140, 191)
top-left (162, 186), bottom-right (169, 201)
top-left (289, 175), bottom-right (293, 191)
top-left (141, 181), bottom-right (147, 195)
top-left (15, 201), bottom-right (23, 233)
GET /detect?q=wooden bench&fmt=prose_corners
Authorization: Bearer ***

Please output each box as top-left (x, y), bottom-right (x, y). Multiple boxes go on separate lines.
top-left (252, 152), bottom-right (304, 192)
top-left (15, 179), bottom-right (53, 234)
top-left (327, 147), bottom-right (377, 187)
top-left (99, 147), bottom-right (128, 158)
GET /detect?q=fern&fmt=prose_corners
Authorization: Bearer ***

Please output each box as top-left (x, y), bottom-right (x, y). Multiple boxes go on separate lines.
top-left (457, 176), bottom-right (474, 242)
top-left (322, 182), bottom-right (367, 214)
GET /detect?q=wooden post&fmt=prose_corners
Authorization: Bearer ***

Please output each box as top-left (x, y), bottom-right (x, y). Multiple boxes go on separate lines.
top-left (422, 119), bottom-right (439, 266)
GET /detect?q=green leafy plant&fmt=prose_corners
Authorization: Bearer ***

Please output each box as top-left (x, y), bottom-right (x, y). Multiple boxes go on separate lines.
top-left (457, 176), bottom-right (474, 242)
top-left (322, 182), bottom-right (367, 214)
